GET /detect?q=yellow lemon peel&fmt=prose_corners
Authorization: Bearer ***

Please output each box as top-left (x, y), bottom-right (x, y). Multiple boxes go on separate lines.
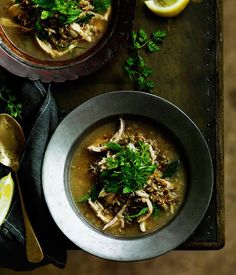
top-left (144, 0), bottom-right (190, 18)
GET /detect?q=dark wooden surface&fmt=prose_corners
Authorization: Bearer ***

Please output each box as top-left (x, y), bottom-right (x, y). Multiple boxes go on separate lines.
top-left (51, 0), bottom-right (224, 249)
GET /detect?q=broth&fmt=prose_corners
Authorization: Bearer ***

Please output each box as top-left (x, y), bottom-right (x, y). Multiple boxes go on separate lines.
top-left (69, 119), bottom-right (187, 237)
top-left (0, 0), bottom-right (112, 61)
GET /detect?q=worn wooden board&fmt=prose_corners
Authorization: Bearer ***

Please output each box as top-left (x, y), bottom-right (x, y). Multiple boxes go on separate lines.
top-left (52, 0), bottom-right (224, 249)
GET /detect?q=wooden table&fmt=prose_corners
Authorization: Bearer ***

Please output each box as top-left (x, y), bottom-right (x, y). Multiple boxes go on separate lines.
top-left (52, 0), bottom-right (224, 249)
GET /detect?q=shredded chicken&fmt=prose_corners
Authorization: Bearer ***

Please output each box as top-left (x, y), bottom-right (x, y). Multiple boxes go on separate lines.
top-left (139, 221), bottom-right (146, 232)
top-left (137, 198), bottom-right (153, 223)
top-left (103, 203), bottom-right (127, 231)
top-left (88, 199), bottom-right (112, 224)
top-left (110, 118), bottom-right (125, 143)
top-left (88, 118), bottom-right (125, 152)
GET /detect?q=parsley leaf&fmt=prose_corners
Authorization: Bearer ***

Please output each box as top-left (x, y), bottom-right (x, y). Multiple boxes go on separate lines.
top-left (105, 142), bottom-right (123, 152)
top-left (147, 41), bottom-right (160, 53)
top-left (90, 184), bottom-right (102, 202)
top-left (93, 0), bottom-right (111, 14)
top-left (78, 192), bottom-right (91, 203)
top-left (138, 29), bottom-right (148, 43)
top-left (161, 160), bottom-right (180, 178)
top-left (152, 204), bottom-right (162, 219)
top-left (124, 28), bottom-right (167, 93)
top-left (0, 86), bottom-right (22, 119)
top-left (126, 207), bottom-right (148, 220)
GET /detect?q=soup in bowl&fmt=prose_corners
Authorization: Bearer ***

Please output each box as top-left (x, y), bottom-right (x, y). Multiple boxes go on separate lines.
top-left (70, 118), bottom-right (187, 236)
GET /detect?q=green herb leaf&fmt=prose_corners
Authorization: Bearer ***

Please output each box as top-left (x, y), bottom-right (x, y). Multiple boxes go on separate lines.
top-left (78, 192), bottom-right (90, 203)
top-left (75, 13), bottom-right (94, 24)
top-left (127, 207), bottom-right (148, 220)
top-left (138, 29), bottom-right (148, 43)
top-left (123, 186), bottom-right (133, 194)
top-left (152, 30), bottom-right (167, 42)
top-left (0, 86), bottom-right (22, 119)
top-left (93, 0), bottom-right (111, 14)
top-left (147, 41), bottom-right (160, 53)
top-left (90, 184), bottom-right (102, 202)
top-left (126, 57), bottom-right (135, 66)
top-left (105, 142), bottom-right (123, 152)
top-left (152, 204), bottom-right (162, 219)
top-left (162, 160), bottom-right (180, 178)
top-left (41, 10), bottom-right (52, 20)
top-left (142, 67), bottom-right (152, 77)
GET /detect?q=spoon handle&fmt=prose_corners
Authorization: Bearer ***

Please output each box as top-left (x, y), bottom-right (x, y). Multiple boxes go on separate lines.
top-left (15, 173), bottom-right (44, 263)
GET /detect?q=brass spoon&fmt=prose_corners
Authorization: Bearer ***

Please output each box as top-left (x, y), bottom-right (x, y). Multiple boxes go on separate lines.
top-left (0, 114), bottom-right (44, 263)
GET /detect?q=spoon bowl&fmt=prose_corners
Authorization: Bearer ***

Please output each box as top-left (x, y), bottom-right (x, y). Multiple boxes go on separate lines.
top-left (0, 114), bottom-right (24, 172)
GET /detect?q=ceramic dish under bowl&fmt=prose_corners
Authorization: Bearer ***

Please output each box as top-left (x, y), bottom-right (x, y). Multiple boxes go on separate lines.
top-left (42, 91), bottom-right (213, 261)
top-left (0, 0), bottom-right (135, 83)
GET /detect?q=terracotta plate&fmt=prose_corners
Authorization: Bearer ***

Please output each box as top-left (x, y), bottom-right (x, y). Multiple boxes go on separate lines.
top-left (0, 0), bottom-right (135, 82)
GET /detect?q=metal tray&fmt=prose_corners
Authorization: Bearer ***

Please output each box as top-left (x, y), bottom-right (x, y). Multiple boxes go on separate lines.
top-left (52, 0), bottom-right (224, 249)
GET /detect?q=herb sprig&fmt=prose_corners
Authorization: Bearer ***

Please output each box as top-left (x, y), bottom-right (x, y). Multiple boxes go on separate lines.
top-left (0, 86), bottom-right (22, 119)
top-left (100, 141), bottom-right (157, 194)
top-left (124, 29), bottom-right (166, 93)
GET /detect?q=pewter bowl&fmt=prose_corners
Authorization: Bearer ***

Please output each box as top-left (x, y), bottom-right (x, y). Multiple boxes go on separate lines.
top-left (42, 91), bottom-right (213, 261)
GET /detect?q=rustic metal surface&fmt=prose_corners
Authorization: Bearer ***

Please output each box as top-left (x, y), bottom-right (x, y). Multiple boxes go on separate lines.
top-left (52, 0), bottom-right (224, 249)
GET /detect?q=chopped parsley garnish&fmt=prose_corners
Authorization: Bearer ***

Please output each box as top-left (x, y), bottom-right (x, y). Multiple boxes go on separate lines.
top-left (99, 141), bottom-right (157, 194)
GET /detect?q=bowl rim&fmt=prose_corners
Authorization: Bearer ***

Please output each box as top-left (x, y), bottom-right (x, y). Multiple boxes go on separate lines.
top-left (42, 91), bottom-right (213, 261)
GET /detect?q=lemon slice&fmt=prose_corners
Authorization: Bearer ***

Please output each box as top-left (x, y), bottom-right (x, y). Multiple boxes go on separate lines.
top-left (0, 173), bottom-right (14, 226)
top-left (144, 0), bottom-right (190, 18)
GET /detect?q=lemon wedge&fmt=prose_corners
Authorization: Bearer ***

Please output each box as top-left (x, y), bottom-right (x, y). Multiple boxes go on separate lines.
top-left (0, 173), bottom-right (14, 226)
top-left (144, 0), bottom-right (190, 18)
